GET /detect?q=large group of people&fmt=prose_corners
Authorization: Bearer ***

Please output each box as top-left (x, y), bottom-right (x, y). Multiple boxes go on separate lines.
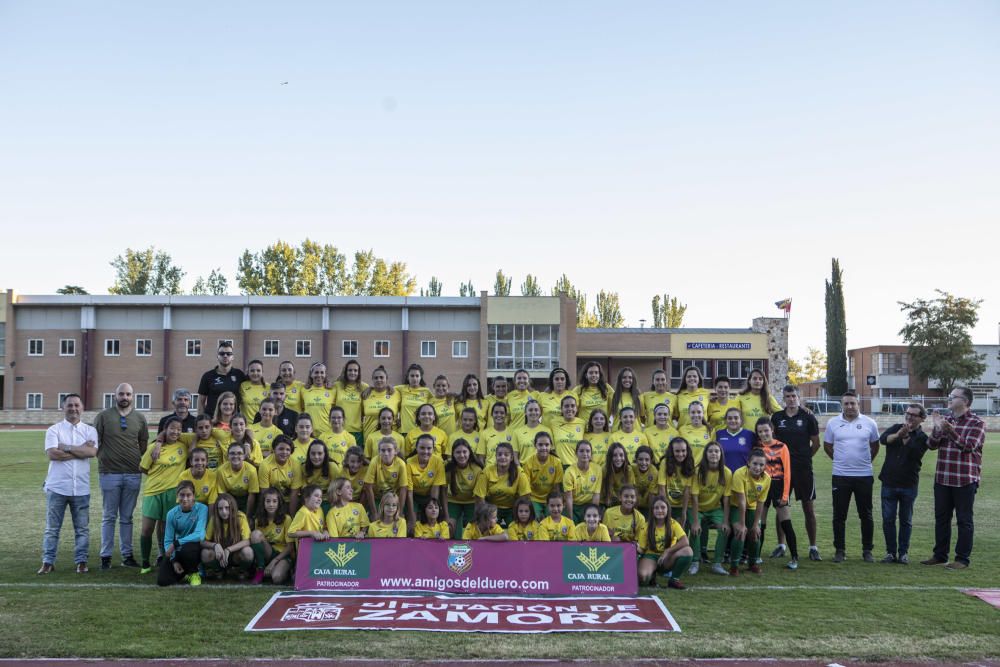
top-left (40, 342), bottom-right (986, 590)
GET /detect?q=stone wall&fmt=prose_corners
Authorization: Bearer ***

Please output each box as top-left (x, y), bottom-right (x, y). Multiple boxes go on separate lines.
top-left (753, 316), bottom-right (789, 398)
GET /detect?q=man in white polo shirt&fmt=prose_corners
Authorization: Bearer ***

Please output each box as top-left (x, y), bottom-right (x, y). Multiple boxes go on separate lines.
top-left (40, 394), bottom-right (99, 574)
top-left (823, 391), bottom-right (880, 563)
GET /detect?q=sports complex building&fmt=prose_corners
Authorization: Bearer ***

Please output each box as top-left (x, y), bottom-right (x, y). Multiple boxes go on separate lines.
top-left (0, 290), bottom-right (789, 416)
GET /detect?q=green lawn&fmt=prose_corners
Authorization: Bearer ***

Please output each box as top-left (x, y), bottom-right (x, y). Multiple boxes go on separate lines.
top-left (2, 430), bottom-right (998, 659)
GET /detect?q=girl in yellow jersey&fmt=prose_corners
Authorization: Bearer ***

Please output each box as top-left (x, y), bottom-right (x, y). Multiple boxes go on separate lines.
top-left (361, 366), bottom-right (400, 442)
top-left (538, 491), bottom-right (576, 541)
top-left (251, 400), bottom-right (283, 458)
top-left (612, 407), bottom-right (649, 461)
top-left (405, 434), bottom-right (447, 523)
top-left (341, 447), bottom-right (369, 498)
top-left (212, 392), bottom-right (238, 431)
top-left (240, 360), bottom-right (270, 424)
top-left (365, 408), bottom-right (405, 461)
top-left (738, 369), bottom-right (782, 425)
top-left (226, 415), bottom-right (263, 467)
top-left (473, 441), bottom-right (530, 527)
top-left (674, 367), bottom-right (712, 428)
top-left (485, 375), bottom-right (510, 425)
top-left (326, 407), bottom-right (357, 465)
top-left (523, 432), bottom-right (563, 520)
top-left (508, 497), bottom-right (541, 541)
top-left (404, 404), bottom-right (449, 459)
top-left (326, 477), bottom-right (369, 538)
top-left (637, 496), bottom-right (694, 589)
top-left (291, 415), bottom-right (315, 466)
top-left (679, 402), bottom-right (713, 464)
top-left (332, 360), bottom-right (369, 447)
top-left (189, 415), bottom-right (225, 470)
top-left (563, 440), bottom-right (602, 523)
top-left (632, 446), bottom-right (659, 510)
top-left (449, 408), bottom-right (482, 461)
top-left (584, 409), bottom-right (613, 466)
top-left (707, 375), bottom-right (740, 433)
top-left (478, 402), bottom-right (514, 467)
top-left (443, 439), bottom-right (482, 537)
top-left (690, 441), bottom-right (733, 576)
top-left (250, 487), bottom-right (293, 585)
top-left (539, 367), bottom-right (574, 430)
top-left (729, 449), bottom-right (772, 575)
top-left (394, 363), bottom-right (433, 435)
top-left (659, 437), bottom-right (698, 523)
top-left (456, 374), bottom-right (488, 431)
top-left (201, 492), bottom-right (254, 577)
top-left (414, 498), bottom-right (451, 539)
top-left (574, 504), bottom-right (612, 542)
top-left (430, 375), bottom-right (458, 436)
top-left (288, 485), bottom-right (333, 550)
top-left (611, 367), bottom-right (642, 426)
top-left (363, 437), bottom-right (411, 519)
top-left (505, 369), bottom-right (538, 430)
top-left (216, 442), bottom-right (260, 516)
top-left (513, 400), bottom-right (551, 463)
top-left (277, 360), bottom-right (306, 413)
top-left (178, 447), bottom-right (218, 509)
top-left (602, 485), bottom-right (647, 544)
top-left (641, 370), bottom-right (677, 430)
top-left (368, 491), bottom-right (407, 539)
top-left (139, 417), bottom-right (189, 573)
top-left (462, 503), bottom-right (507, 541)
top-left (601, 442), bottom-right (635, 509)
top-left (552, 396), bottom-right (586, 467)
top-left (290, 441), bottom-right (341, 514)
top-left (301, 363), bottom-right (336, 443)
top-left (576, 362), bottom-right (614, 426)
top-left (258, 437), bottom-right (298, 508)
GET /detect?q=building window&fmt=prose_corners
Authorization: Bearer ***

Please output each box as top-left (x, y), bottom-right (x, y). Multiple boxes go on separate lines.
top-left (420, 340), bottom-right (437, 358)
top-left (264, 340), bottom-right (280, 357)
top-left (58, 393), bottom-right (72, 407)
top-left (342, 340), bottom-right (358, 358)
top-left (452, 340), bottom-right (469, 358)
top-left (136, 339), bottom-right (152, 357)
top-left (848, 356), bottom-right (855, 378)
top-left (105, 339), bottom-right (120, 357)
top-left (60, 339), bottom-right (76, 356)
top-left (217, 339), bottom-right (233, 349)
top-left (670, 359), bottom-right (713, 390)
top-left (27, 393), bottom-right (43, 410)
top-left (877, 352), bottom-right (909, 376)
top-left (191, 395), bottom-right (200, 412)
top-left (135, 394), bottom-right (151, 411)
top-left (714, 359), bottom-right (764, 386)
top-left (374, 340), bottom-right (390, 358)
top-left (186, 339), bottom-right (202, 357)
top-left (488, 325), bottom-right (560, 371)
top-left (103, 393), bottom-right (115, 409)
top-left (295, 340), bottom-right (312, 357)
top-left (28, 339), bottom-right (44, 356)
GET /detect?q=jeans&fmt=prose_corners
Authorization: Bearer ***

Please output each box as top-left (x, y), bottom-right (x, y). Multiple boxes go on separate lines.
top-left (100, 473), bottom-right (141, 559)
top-left (832, 475), bottom-right (874, 552)
top-left (42, 491), bottom-right (90, 565)
top-left (933, 482), bottom-right (977, 565)
top-left (880, 485), bottom-right (918, 557)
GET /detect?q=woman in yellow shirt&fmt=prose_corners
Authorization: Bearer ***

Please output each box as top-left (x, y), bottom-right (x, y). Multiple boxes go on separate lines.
top-left (576, 362), bottom-right (613, 425)
top-left (729, 449), bottom-right (772, 575)
top-left (291, 414), bottom-right (315, 466)
top-left (394, 363), bottom-right (433, 435)
top-left (227, 415), bottom-right (263, 467)
top-left (326, 477), bottom-right (369, 538)
top-left (632, 446), bottom-right (660, 511)
top-left (287, 485), bottom-right (333, 550)
top-left (341, 447), bottom-right (369, 500)
top-left (301, 363), bottom-right (336, 443)
top-left (478, 402), bottom-right (514, 467)
top-left (552, 396), bottom-right (587, 467)
top-left (290, 440), bottom-right (341, 515)
top-left (215, 442), bottom-right (260, 516)
top-left (365, 407), bottom-right (405, 461)
top-left (610, 367), bottom-right (642, 427)
top-left (507, 497), bottom-right (541, 540)
top-left (602, 485), bottom-right (647, 544)
top-left (277, 360), bottom-right (306, 413)
top-left (659, 437), bottom-right (697, 523)
top-left (638, 495), bottom-right (694, 589)
top-left (363, 437), bottom-right (411, 519)
top-left (563, 440), bottom-right (601, 523)
top-left (368, 491), bottom-right (407, 539)
top-left (601, 442), bottom-right (635, 509)
top-left (405, 433), bottom-right (447, 523)
top-left (584, 409), bottom-right (613, 467)
top-left (250, 400), bottom-right (283, 459)
top-left (485, 376), bottom-right (510, 425)
top-left (513, 400), bottom-right (551, 464)
top-left (332, 360), bottom-right (369, 448)
top-left (641, 370), bottom-right (677, 430)
top-left (574, 504), bottom-right (612, 542)
top-left (505, 369), bottom-right (538, 430)
top-left (430, 375), bottom-right (458, 436)
top-left (473, 441), bottom-right (530, 526)
top-left (361, 366), bottom-right (400, 442)
top-left (538, 491), bottom-right (576, 541)
top-left (443, 439), bottom-right (482, 537)
top-left (674, 367), bottom-right (712, 428)
top-left (240, 360), bottom-right (270, 424)
top-left (539, 367), bottom-right (574, 429)
top-left (250, 487), bottom-right (293, 585)
top-left (139, 417), bottom-right (189, 573)
top-left (462, 503), bottom-right (508, 541)
top-left (456, 374), bottom-right (488, 431)
top-left (612, 407), bottom-right (649, 461)
top-left (690, 441), bottom-right (733, 576)
top-left (679, 402), bottom-right (713, 464)
top-left (404, 404), bottom-right (449, 459)
top-left (258, 437), bottom-right (298, 508)
top-left (523, 431), bottom-right (563, 519)
top-left (707, 375), bottom-right (740, 433)
top-left (738, 369), bottom-right (782, 425)
top-left (325, 406), bottom-right (357, 465)
top-left (201, 492), bottom-right (255, 577)
top-left (414, 497), bottom-right (451, 539)
top-left (646, 404), bottom-right (680, 464)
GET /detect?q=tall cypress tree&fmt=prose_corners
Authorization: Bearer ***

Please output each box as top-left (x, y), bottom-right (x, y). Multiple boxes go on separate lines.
top-left (825, 258), bottom-right (848, 396)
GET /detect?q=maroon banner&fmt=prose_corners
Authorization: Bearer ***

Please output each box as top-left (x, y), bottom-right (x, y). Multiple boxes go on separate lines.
top-left (295, 538), bottom-right (638, 595)
top-left (246, 592), bottom-right (680, 633)
top-left (965, 589), bottom-right (1000, 610)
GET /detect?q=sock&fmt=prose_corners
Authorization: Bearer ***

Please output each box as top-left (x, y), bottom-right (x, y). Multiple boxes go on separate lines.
top-left (781, 520), bottom-right (799, 560)
top-left (670, 555), bottom-right (693, 581)
top-left (140, 535), bottom-right (153, 566)
top-left (251, 542), bottom-right (267, 569)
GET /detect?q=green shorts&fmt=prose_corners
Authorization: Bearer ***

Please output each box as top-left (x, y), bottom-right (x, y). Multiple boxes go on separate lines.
top-left (640, 553), bottom-right (660, 562)
top-left (142, 488), bottom-right (177, 521)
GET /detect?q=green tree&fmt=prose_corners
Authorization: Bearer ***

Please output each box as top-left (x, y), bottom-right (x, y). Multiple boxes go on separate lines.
top-left (899, 290), bottom-right (986, 394)
top-left (236, 240), bottom-right (347, 295)
top-left (109, 247), bottom-right (185, 295)
top-left (56, 285), bottom-right (89, 295)
top-left (459, 280), bottom-right (476, 297)
top-left (593, 290), bottom-right (625, 328)
top-left (421, 276), bottom-right (442, 297)
top-left (552, 273), bottom-right (598, 327)
top-left (191, 269), bottom-right (229, 295)
top-left (367, 259), bottom-right (417, 296)
top-left (825, 258), bottom-right (848, 396)
top-left (520, 274), bottom-right (542, 297)
top-left (788, 347), bottom-right (827, 385)
top-left (493, 270), bottom-right (512, 296)
top-left (651, 293), bottom-right (687, 328)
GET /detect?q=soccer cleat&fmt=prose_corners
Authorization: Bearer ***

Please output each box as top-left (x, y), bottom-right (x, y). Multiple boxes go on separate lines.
top-left (188, 572), bottom-right (203, 586)
top-left (808, 546), bottom-right (822, 561)
top-left (748, 564), bottom-right (762, 574)
top-left (786, 559), bottom-right (798, 571)
top-left (755, 557), bottom-right (764, 565)
top-left (832, 550), bottom-right (846, 563)
top-left (711, 563), bottom-right (729, 575)
top-left (862, 551), bottom-right (875, 563)
top-left (251, 568), bottom-right (266, 585)
top-left (729, 566), bottom-right (740, 576)
top-left (769, 544), bottom-right (787, 559)
top-left (688, 561), bottom-right (700, 576)
top-left (880, 554), bottom-right (896, 564)
top-left (667, 578), bottom-right (686, 590)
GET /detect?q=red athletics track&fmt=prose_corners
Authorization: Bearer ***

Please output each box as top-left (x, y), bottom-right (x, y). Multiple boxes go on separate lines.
top-left (1, 661), bottom-right (998, 666)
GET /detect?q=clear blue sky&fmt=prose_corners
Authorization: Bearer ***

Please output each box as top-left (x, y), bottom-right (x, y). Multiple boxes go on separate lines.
top-left (2, 1), bottom-right (998, 360)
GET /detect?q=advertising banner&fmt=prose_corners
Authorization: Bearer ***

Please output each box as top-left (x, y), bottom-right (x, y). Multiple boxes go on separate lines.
top-left (295, 538), bottom-right (638, 596)
top-left (247, 592), bottom-right (680, 633)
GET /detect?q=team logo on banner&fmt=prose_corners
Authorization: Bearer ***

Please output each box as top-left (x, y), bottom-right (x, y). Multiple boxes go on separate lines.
top-left (309, 541), bottom-right (371, 578)
top-left (562, 546), bottom-right (624, 584)
top-left (448, 544), bottom-right (473, 574)
top-left (281, 602), bottom-right (344, 623)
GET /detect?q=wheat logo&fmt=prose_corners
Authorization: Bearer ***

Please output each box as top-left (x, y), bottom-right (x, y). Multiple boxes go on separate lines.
top-left (325, 543), bottom-right (359, 567)
top-left (576, 547), bottom-right (610, 573)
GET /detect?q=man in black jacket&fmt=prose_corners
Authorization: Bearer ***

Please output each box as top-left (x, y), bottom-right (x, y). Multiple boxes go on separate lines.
top-left (877, 403), bottom-right (929, 564)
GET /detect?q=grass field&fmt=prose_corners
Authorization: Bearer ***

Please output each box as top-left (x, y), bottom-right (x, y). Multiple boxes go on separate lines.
top-left (2, 430), bottom-right (997, 660)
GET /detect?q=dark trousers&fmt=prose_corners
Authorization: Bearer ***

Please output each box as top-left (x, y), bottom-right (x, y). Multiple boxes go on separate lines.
top-left (832, 475), bottom-right (873, 552)
top-left (881, 485), bottom-right (918, 557)
top-left (157, 542), bottom-right (201, 587)
top-left (933, 482), bottom-right (977, 565)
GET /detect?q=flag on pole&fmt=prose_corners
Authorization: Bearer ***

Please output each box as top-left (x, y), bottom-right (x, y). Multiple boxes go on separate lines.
top-left (775, 298), bottom-right (792, 314)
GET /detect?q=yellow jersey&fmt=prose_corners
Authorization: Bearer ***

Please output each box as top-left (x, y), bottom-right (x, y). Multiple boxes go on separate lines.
top-left (674, 389), bottom-right (712, 427)
top-left (730, 466), bottom-right (771, 510)
top-left (659, 465), bottom-right (698, 508)
top-left (444, 464), bottom-right (482, 504)
top-left (478, 426), bottom-right (514, 467)
top-left (291, 461), bottom-right (342, 491)
top-left (288, 506), bottom-right (329, 545)
top-left (640, 391), bottom-right (677, 428)
top-left (406, 455), bottom-right (447, 497)
top-left (551, 418), bottom-right (587, 466)
top-left (537, 391), bottom-right (573, 429)
top-left (462, 523), bottom-right (504, 540)
top-left (365, 431), bottom-right (405, 462)
top-left (563, 462), bottom-right (601, 505)
top-left (215, 462), bottom-right (260, 498)
top-left (738, 392), bottom-right (782, 426)
top-left (504, 389), bottom-right (538, 430)
top-left (257, 516), bottom-right (291, 551)
top-left (361, 389), bottom-right (401, 441)
top-left (282, 380), bottom-right (306, 413)
top-left (249, 423), bottom-right (283, 458)
top-left (637, 519), bottom-right (686, 556)
top-left (512, 423), bottom-right (552, 462)
top-left (508, 520), bottom-right (542, 541)
top-left (414, 521), bottom-right (451, 539)
top-left (678, 424), bottom-right (713, 464)
top-left (610, 392), bottom-right (640, 425)
top-left (456, 398), bottom-right (489, 431)
top-left (139, 440), bottom-right (188, 496)
top-left (707, 398), bottom-right (741, 433)
top-left (645, 425), bottom-right (680, 463)
top-left (604, 466), bottom-right (635, 506)
top-left (632, 463), bottom-right (659, 509)
top-left (206, 511), bottom-right (251, 543)
top-left (394, 385), bottom-right (433, 434)
top-left (430, 396), bottom-right (458, 435)
top-left (257, 456), bottom-right (297, 501)
top-left (473, 465), bottom-right (531, 509)
top-left (325, 430), bottom-right (356, 465)
top-left (447, 429), bottom-right (482, 460)
top-left (368, 518), bottom-right (407, 538)
top-left (326, 502), bottom-right (369, 538)
top-left (522, 453), bottom-right (564, 503)
top-left (575, 385), bottom-right (613, 425)
top-left (538, 515), bottom-right (576, 541)
top-left (610, 429), bottom-right (649, 461)
top-left (574, 522), bottom-right (612, 542)
top-left (344, 465), bottom-right (369, 498)
top-left (301, 385), bottom-right (336, 442)
top-left (586, 430), bottom-right (614, 467)
top-left (364, 457), bottom-right (411, 497)
top-left (239, 381), bottom-right (270, 424)
top-left (696, 466), bottom-right (734, 512)
top-left (403, 427), bottom-right (449, 459)
top-left (332, 380), bottom-right (368, 433)
top-left (177, 469), bottom-right (218, 506)
top-left (602, 506), bottom-right (647, 543)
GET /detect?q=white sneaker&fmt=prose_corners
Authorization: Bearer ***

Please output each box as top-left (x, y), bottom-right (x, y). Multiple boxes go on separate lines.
top-left (688, 561), bottom-right (700, 576)
top-left (711, 563), bottom-right (729, 576)
top-left (787, 559), bottom-right (799, 571)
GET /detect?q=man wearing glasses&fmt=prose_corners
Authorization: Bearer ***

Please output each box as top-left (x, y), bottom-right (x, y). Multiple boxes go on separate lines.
top-left (197, 342), bottom-right (247, 416)
top-left (877, 404), bottom-right (929, 564)
top-left (94, 383), bottom-right (149, 570)
top-left (922, 386), bottom-right (985, 569)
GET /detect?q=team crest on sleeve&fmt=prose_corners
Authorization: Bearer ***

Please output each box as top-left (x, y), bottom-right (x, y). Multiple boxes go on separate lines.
top-left (447, 544), bottom-right (473, 574)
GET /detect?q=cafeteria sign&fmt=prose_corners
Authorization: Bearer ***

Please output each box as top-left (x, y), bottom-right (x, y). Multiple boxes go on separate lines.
top-left (686, 342), bottom-right (752, 350)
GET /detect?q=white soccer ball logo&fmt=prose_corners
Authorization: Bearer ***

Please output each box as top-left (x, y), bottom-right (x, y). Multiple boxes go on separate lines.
top-left (453, 554), bottom-right (467, 569)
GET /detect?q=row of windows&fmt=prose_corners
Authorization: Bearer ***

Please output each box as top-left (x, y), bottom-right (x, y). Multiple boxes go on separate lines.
top-left (27, 393), bottom-right (155, 411)
top-left (27, 338), bottom-right (471, 360)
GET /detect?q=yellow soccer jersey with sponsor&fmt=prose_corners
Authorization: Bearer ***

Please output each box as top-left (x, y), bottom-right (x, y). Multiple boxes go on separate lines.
top-left (140, 441), bottom-right (189, 496)
top-left (177, 469), bottom-right (218, 506)
top-left (602, 506), bottom-right (647, 543)
top-left (696, 466), bottom-right (734, 512)
top-left (538, 515), bottom-right (576, 541)
top-left (394, 385), bottom-right (434, 435)
top-left (504, 389), bottom-right (538, 430)
top-left (674, 389), bottom-right (712, 428)
top-left (365, 431), bottom-right (405, 462)
top-left (478, 427), bottom-right (514, 467)
top-left (563, 462), bottom-right (601, 505)
top-left (283, 380), bottom-right (306, 413)
top-left (430, 396), bottom-right (458, 436)
top-left (361, 390), bottom-right (401, 441)
top-left (445, 464), bottom-right (482, 504)
top-left (513, 423), bottom-right (552, 463)
top-left (325, 430), bottom-right (356, 465)
top-left (631, 463), bottom-right (659, 509)
top-left (637, 519), bottom-right (686, 556)
top-left (473, 465), bottom-right (530, 509)
top-left (240, 381), bottom-right (270, 424)
top-left (522, 453), bottom-right (564, 503)
top-left (708, 398), bottom-right (741, 433)
top-left (537, 391), bottom-right (573, 430)
top-left (404, 427), bottom-right (449, 459)
top-left (551, 418), bottom-right (587, 467)
top-left (257, 456), bottom-right (297, 500)
top-left (333, 380), bottom-right (369, 433)
top-left (678, 424), bottom-right (713, 464)
top-left (611, 429), bottom-right (649, 461)
top-left (215, 462), bottom-right (260, 497)
top-left (257, 516), bottom-right (291, 551)
top-left (573, 522), bottom-right (612, 542)
top-left (462, 522), bottom-right (504, 540)
top-left (364, 458), bottom-right (411, 497)
top-left (456, 399), bottom-right (489, 431)
top-left (288, 506), bottom-right (330, 544)
top-left (406, 455), bottom-right (447, 496)
top-left (301, 386), bottom-right (336, 442)
top-left (326, 502), bottom-right (369, 538)
top-left (368, 518), bottom-right (407, 538)
top-left (738, 392), bottom-right (782, 425)
top-left (206, 510), bottom-right (251, 542)
top-left (249, 423), bottom-right (282, 458)
top-left (414, 521), bottom-right (450, 539)
top-left (508, 520), bottom-right (542, 541)
top-left (575, 386), bottom-right (613, 425)
top-left (731, 466), bottom-right (771, 510)
top-left (659, 465), bottom-right (698, 509)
